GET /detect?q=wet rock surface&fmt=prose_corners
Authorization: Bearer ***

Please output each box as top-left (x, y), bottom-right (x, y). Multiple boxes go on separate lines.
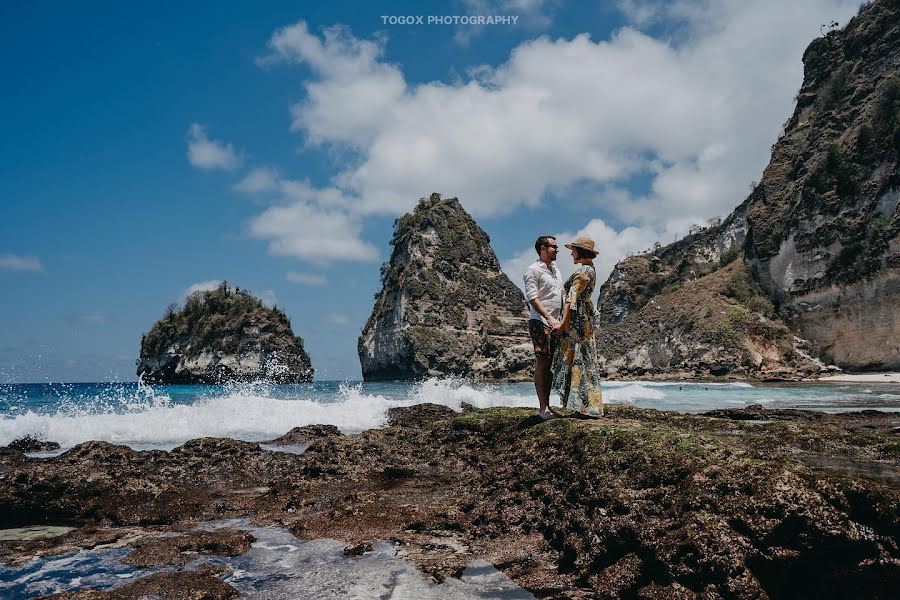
top-left (703, 403), bottom-right (900, 434)
top-left (263, 424), bottom-right (342, 445)
top-left (121, 528), bottom-right (255, 568)
top-left (387, 402), bottom-right (457, 427)
top-left (40, 564), bottom-right (238, 599)
top-left (1, 402), bottom-right (897, 598)
top-left (6, 436), bottom-right (61, 453)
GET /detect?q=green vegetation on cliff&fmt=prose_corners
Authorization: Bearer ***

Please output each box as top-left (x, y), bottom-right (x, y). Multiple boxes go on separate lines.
top-left (138, 282), bottom-right (313, 384)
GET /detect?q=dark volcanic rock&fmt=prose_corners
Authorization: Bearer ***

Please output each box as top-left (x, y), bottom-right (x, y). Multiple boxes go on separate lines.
top-left (343, 541), bottom-right (373, 556)
top-left (6, 435), bottom-right (60, 453)
top-left (703, 403), bottom-right (900, 433)
top-left (122, 528), bottom-right (255, 568)
top-left (2, 404), bottom-right (898, 598)
top-left (596, 0), bottom-right (900, 376)
top-left (358, 193), bottom-right (532, 382)
top-left (41, 564), bottom-right (237, 599)
top-left (137, 282), bottom-right (313, 384)
top-left (264, 424), bottom-right (342, 445)
top-left (387, 403), bottom-right (457, 427)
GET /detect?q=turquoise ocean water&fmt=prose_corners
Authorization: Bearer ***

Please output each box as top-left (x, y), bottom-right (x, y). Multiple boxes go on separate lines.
top-left (2, 377), bottom-right (898, 452)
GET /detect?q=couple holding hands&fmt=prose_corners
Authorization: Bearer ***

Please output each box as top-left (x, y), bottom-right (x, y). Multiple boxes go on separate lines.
top-left (523, 235), bottom-right (604, 420)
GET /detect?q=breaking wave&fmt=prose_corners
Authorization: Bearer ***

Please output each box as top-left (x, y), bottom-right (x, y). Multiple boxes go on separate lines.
top-left (1, 377), bottom-right (896, 450)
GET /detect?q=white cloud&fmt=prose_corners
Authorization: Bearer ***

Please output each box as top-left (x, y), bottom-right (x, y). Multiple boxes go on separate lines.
top-left (186, 124), bottom-right (241, 170)
top-left (0, 254), bottom-right (42, 272)
top-left (260, 22), bottom-right (405, 150)
top-left (261, 0), bottom-right (858, 229)
top-left (233, 167), bottom-right (279, 193)
top-left (286, 271), bottom-right (327, 285)
top-left (326, 312), bottom-right (350, 324)
top-left (248, 191), bottom-right (378, 264)
top-left (181, 280), bottom-right (223, 301)
top-left (502, 219), bottom-right (663, 292)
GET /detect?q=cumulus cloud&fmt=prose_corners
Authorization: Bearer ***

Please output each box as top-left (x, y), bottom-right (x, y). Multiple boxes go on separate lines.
top-left (249, 201), bottom-right (378, 264)
top-left (0, 254), bottom-right (42, 272)
top-left (181, 280), bottom-right (223, 301)
top-left (286, 271), bottom-right (327, 285)
top-left (237, 170), bottom-right (379, 264)
top-left (260, 22), bottom-right (405, 150)
top-left (261, 0), bottom-right (858, 228)
top-left (186, 124), bottom-right (241, 170)
top-left (233, 167), bottom-right (279, 193)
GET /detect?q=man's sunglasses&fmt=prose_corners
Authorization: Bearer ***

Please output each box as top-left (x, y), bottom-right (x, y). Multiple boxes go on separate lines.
top-left (543, 244), bottom-right (558, 249)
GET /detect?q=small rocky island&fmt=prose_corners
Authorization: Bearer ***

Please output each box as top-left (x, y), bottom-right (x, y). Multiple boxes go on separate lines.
top-left (136, 282), bottom-right (313, 384)
top-left (359, 194), bottom-right (532, 381)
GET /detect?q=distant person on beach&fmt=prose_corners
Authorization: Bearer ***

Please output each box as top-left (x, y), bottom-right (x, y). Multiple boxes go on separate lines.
top-left (523, 235), bottom-right (563, 420)
top-left (550, 236), bottom-right (604, 417)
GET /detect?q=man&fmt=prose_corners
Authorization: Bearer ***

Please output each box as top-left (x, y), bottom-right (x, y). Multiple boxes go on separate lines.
top-left (523, 235), bottom-right (563, 420)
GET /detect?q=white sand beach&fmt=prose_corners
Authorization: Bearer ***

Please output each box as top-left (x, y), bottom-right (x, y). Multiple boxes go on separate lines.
top-left (818, 372), bottom-right (900, 383)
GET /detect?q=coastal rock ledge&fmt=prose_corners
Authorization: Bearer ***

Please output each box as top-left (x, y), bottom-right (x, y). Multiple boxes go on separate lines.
top-left (359, 194), bottom-right (532, 381)
top-left (137, 282), bottom-right (313, 384)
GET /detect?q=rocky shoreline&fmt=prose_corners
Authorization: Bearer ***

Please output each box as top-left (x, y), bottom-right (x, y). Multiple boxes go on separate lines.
top-left (1, 403), bottom-right (897, 598)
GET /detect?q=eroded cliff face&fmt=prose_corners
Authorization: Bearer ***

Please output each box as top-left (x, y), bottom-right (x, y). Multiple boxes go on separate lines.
top-left (137, 283), bottom-right (313, 384)
top-left (598, 0), bottom-right (900, 375)
top-left (596, 261), bottom-right (826, 380)
top-left (598, 201), bottom-right (749, 325)
top-left (359, 194), bottom-right (532, 381)
top-left (743, 0), bottom-right (900, 370)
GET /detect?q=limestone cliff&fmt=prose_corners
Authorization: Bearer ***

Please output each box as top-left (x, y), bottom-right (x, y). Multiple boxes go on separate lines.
top-left (597, 0), bottom-right (900, 376)
top-left (137, 282), bottom-right (313, 384)
top-left (359, 194), bottom-right (532, 381)
top-left (744, 0), bottom-right (900, 370)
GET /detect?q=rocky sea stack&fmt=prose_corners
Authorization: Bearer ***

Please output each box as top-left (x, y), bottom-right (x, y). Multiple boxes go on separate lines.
top-left (597, 0), bottom-right (900, 378)
top-left (359, 193), bottom-right (532, 381)
top-left (137, 282), bottom-right (313, 384)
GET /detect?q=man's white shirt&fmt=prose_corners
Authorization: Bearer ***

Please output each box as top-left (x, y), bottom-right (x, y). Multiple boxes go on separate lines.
top-left (523, 260), bottom-right (563, 325)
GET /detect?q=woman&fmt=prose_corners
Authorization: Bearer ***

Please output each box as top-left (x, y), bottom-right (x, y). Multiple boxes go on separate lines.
top-left (551, 236), bottom-right (603, 417)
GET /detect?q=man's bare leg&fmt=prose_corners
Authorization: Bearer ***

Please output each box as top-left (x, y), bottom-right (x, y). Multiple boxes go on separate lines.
top-left (535, 354), bottom-right (552, 417)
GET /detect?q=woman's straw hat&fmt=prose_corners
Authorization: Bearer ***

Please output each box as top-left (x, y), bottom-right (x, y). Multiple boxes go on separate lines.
top-left (565, 235), bottom-right (599, 257)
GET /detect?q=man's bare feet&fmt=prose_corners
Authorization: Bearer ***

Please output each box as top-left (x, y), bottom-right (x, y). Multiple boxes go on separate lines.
top-left (538, 409), bottom-right (556, 420)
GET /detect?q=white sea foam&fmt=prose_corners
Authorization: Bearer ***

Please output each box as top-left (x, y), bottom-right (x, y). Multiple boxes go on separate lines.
top-left (3, 376), bottom-right (895, 450)
top-left (0, 378), bottom-right (676, 450)
top-left (603, 383), bottom-right (665, 403)
top-left (0, 383), bottom-right (395, 450)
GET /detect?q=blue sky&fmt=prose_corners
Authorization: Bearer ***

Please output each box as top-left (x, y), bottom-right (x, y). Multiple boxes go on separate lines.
top-left (1, 0), bottom-right (859, 382)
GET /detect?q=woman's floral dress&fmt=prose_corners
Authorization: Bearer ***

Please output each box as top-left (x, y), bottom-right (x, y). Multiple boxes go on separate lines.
top-left (552, 265), bottom-right (603, 415)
